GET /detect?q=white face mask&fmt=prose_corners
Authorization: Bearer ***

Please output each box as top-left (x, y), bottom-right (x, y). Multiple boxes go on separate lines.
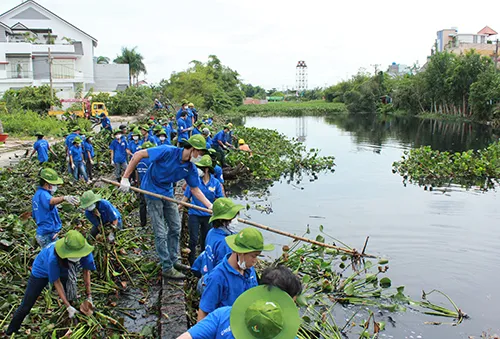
top-left (197, 168), bottom-right (204, 177)
top-left (67, 257), bottom-right (81, 263)
top-left (133, 136), bottom-right (139, 141)
top-left (159, 136), bottom-right (166, 141)
top-left (237, 254), bottom-right (247, 270)
top-left (191, 155), bottom-right (202, 164)
top-left (230, 218), bottom-right (239, 227)
top-left (116, 134), bottom-right (122, 139)
top-left (86, 203), bottom-right (96, 212)
top-left (49, 185), bottom-right (58, 194)
top-left (88, 137), bottom-right (93, 142)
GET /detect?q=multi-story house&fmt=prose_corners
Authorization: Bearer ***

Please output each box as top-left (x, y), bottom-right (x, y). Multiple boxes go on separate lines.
top-left (0, 0), bottom-right (128, 98)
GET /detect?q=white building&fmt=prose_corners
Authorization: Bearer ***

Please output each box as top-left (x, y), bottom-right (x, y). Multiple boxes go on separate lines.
top-left (0, 0), bottom-right (128, 98)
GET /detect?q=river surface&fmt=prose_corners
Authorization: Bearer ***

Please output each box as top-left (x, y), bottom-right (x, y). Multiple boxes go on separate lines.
top-left (239, 114), bottom-right (500, 338)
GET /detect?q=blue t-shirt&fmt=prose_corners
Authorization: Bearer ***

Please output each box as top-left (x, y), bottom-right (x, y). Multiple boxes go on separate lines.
top-left (192, 228), bottom-right (233, 276)
top-left (141, 146), bottom-right (199, 199)
top-left (184, 175), bottom-right (223, 217)
top-left (186, 110), bottom-right (194, 128)
top-left (101, 117), bottom-right (111, 130)
top-left (33, 139), bottom-right (49, 163)
top-left (70, 145), bottom-right (84, 163)
top-left (177, 118), bottom-right (189, 142)
top-left (127, 140), bottom-right (143, 155)
top-left (193, 128), bottom-right (202, 136)
top-left (109, 139), bottom-right (128, 163)
top-left (32, 187), bottom-right (62, 236)
top-left (31, 242), bottom-right (96, 283)
top-left (136, 157), bottom-right (151, 183)
top-left (212, 131), bottom-right (227, 147)
top-left (199, 253), bottom-right (258, 314)
top-left (154, 135), bottom-right (170, 146)
top-left (205, 136), bottom-right (213, 149)
top-left (176, 108), bottom-right (184, 120)
top-left (188, 306), bottom-right (232, 339)
top-left (65, 133), bottom-right (78, 149)
top-left (214, 165), bottom-right (224, 184)
top-left (84, 199), bottom-right (121, 227)
top-left (83, 141), bottom-right (94, 160)
top-left (142, 134), bottom-right (157, 146)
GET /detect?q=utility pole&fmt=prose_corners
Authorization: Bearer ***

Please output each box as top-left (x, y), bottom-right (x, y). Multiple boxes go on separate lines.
top-left (48, 47), bottom-right (53, 100)
top-left (370, 64), bottom-right (381, 75)
top-left (495, 39), bottom-right (499, 72)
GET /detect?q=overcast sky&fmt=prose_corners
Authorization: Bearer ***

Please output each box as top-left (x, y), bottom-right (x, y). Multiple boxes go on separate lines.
top-left (3, 0), bottom-right (500, 89)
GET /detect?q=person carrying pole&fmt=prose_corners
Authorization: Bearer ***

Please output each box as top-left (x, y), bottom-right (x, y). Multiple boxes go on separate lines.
top-left (5, 231), bottom-right (96, 335)
top-left (197, 227), bottom-right (274, 321)
top-left (118, 134), bottom-right (213, 279)
top-left (212, 125), bottom-right (233, 167)
top-left (180, 155), bottom-right (224, 266)
top-left (30, 132), bottom-right (57, 164)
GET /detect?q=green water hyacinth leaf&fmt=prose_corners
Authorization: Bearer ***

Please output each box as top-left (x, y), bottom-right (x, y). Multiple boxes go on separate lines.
top-left (302, 274), bottom-right (311, 284)
top-left (344, 283), bottom-right (355, 296)
top-left (365, 273), bottom-right (377, 283)
top-left (380, 277), bottom-right (392, 288)
top-left (378, 258), bottom-right (389, 265)
top-left (296, 294), bottom-right (308, 306)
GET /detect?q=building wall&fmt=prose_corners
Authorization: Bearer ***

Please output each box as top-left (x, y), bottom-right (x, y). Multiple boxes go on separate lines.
top-left (92, 63), bottom-right (129, 92)
top-left (0, 27), bottom-right (6, 42)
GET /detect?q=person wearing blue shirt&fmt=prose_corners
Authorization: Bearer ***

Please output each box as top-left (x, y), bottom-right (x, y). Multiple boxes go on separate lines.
top-left (6, 231), bottom-right (96, 335)
top-left (176, 101), bottom-right (190, 120)
top-left (202, 115), bottom-right (213, 126)
top-left (110, 129), bottom-right (128, 181)
top-left (162, 120), bottom-right (173, 143)
top-left (30, 132), bottom-right (56, 163)
top-left (212, 125), bottom-right (233, 167)
top-left (178, 266), bottom-right (303, 339)
top-left (177, 111), bottom-right (191, 145)
top-left (80, 190), bottom-right (122, 241)
top-left (181, 156), bottom-right (224, 266)
top-left (135, 141), bottom-right (154, 227)
top-left (191, 198), bottom-right (241, 293)
top-left (65, 126), bottom-right (81, 174)
top-left (139, 124), bottom-right (157, 146)
top-left (188, 102), bottom-right (198, 122)
top-left (83, 133), bottom-right (95, 181)
top-left (100, 113), bottom-right (112, 132)
top-left (186, 108), bottom-right (194, 132)
top-left (208, 149), bottom-right (226, 195)
top-left (126, 124), bottom-right (137, 142)
top-left (192, 121), bottom-right (203, 135)
top-left (156, 129), bottom-right (170, 146)
top-left (201, 128), bottom-right (213, 149)
top-left (69, 137), bottom-right (88, 182)
top-left (119, 135), bottom-right (213, 279)
top-left (127, 128), bottom-right (143, 159)
top-left (197, 227), bottom-right (274, 321)
top-left (32, 169), bottom-right (79, 248)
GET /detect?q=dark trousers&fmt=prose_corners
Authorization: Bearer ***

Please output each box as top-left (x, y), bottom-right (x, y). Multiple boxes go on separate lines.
top-left (213, 145), bottom-right (226, 167)
top-left (139, 193), bottom-right (147, 227)
top-left (188, 215), bottom-right (211, 265)
top-left (85, 158), bottom-right (93, 180)
top-left (7, 275), bottom-right (67, 334)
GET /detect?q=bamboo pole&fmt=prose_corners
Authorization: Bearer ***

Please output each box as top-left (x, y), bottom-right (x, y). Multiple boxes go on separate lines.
top-left (101, 179), bottom-right (375, 258)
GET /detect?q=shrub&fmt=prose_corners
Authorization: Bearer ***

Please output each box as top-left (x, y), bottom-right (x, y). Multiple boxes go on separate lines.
top-left (0, 109), bottom-right (68, 137)
top-left (1, 85), bottom-right (60, 113)
top-left (108, 86), bottom-right (152, 115)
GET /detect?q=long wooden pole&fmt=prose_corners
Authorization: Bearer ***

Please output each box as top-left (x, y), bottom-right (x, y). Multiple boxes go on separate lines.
top-left (101, 179), bottom-right (374, 258)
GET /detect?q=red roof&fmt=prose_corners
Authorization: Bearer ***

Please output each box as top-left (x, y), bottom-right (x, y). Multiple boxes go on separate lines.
top-left (477, 26), bottom-right (497, 36)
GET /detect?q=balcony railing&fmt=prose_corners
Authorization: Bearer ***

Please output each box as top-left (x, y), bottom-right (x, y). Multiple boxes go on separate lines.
top-left (6, 70), bottom-right (32, 79)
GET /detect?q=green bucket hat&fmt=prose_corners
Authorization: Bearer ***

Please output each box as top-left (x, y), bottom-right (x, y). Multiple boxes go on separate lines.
top-left (194, 121), bottom-right (203, 127)
top-left (185, 134), bottom-right (208, 151)
top-left (195, 155), bottom-right (214, 174)
top-left (39, 168), bottom-right (63, 185)
top-left (225, 227), bottom-right (274, 253)
top-left (139, 124), bottom-right (149, 131)
top-left (132, 128), bottom-right (141, 136)
top-left (129, 124), bottom-right (137, 130)
top-left (79, 190), bottom-right (102, 210)
top-left (230, 285), bottom-right (301, 339)
top-left (181, 99), bottom-right (189, 105)
top-left (209, 198), bottom-right (244, 223)
top-left (112, 129), bottom-right (121, 135)
top-left (157, 129), bottom-right (167, 136)
top-left (34, 131), bottom-right (44, 136)
top-left (55, 230), bottom-right (94, 259)
top-left (71, 126), bottom-right (81, 132)
top-left (153, 125), bottom-right (163, 132)
top-left (148, 119), bottom-right (154, 124)
top-left (141, 141), bottom-right (155, 149)
top-left (73, 136), bottom-right (82, 144)
top-left (208, 148), bottom-right (216, 155)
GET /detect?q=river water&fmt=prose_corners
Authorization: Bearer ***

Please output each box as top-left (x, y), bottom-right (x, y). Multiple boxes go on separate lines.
top-left (240, 114), bottom-right (500, 338)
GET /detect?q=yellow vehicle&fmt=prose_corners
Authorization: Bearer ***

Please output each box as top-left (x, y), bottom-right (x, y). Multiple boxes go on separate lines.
top-left (48, 99), bottom-right (108, 118)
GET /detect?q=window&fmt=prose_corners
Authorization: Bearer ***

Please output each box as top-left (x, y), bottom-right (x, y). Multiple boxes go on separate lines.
top-left (52, 59), bottom-right (74, 79)
top-left (8, 57), bottom-right (30, 78)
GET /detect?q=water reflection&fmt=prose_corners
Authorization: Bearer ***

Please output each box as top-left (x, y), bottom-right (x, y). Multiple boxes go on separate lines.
top-left (325, 114), bottom-right (500, 152)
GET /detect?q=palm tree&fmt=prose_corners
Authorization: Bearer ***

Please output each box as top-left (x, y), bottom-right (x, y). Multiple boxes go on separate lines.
top-left (96, 56), bottom-right (110, 64)
top-left (113, 47), bottom-right (147, 86)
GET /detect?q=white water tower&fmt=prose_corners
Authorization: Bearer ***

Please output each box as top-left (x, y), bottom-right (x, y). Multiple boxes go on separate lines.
top-left (296, 61), bottom-right (308, 93)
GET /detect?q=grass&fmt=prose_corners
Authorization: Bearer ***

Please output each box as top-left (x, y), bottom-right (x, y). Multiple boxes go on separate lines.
top-left (0, 110), bottom-right (91, 137)
top-left (230, 100), bottom-right (347, 117)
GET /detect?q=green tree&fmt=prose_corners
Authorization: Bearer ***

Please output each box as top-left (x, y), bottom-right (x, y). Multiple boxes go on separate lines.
top-left (96, 56), bottom-right (110, 64)
top-left (241, 83), bottom-right (267, 99)
top-left (469, 69), bottom-right (500, 120)
top-left (113, 47), bottom-right (147, 86)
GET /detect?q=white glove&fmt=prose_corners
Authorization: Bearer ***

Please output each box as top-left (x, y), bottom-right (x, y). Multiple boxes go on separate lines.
top-left (64, 195), bottom-right (79, 205)
top-left (71, 163), bottom-right (75, 170)
top-left (67, 305), bottom-right (78, 318)
top-left (111, 160), bottom-right (115, 165)
top-left (90, 159), bottom-right (94, 165)
top-left (119, 177), bottom-right (131, 192)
